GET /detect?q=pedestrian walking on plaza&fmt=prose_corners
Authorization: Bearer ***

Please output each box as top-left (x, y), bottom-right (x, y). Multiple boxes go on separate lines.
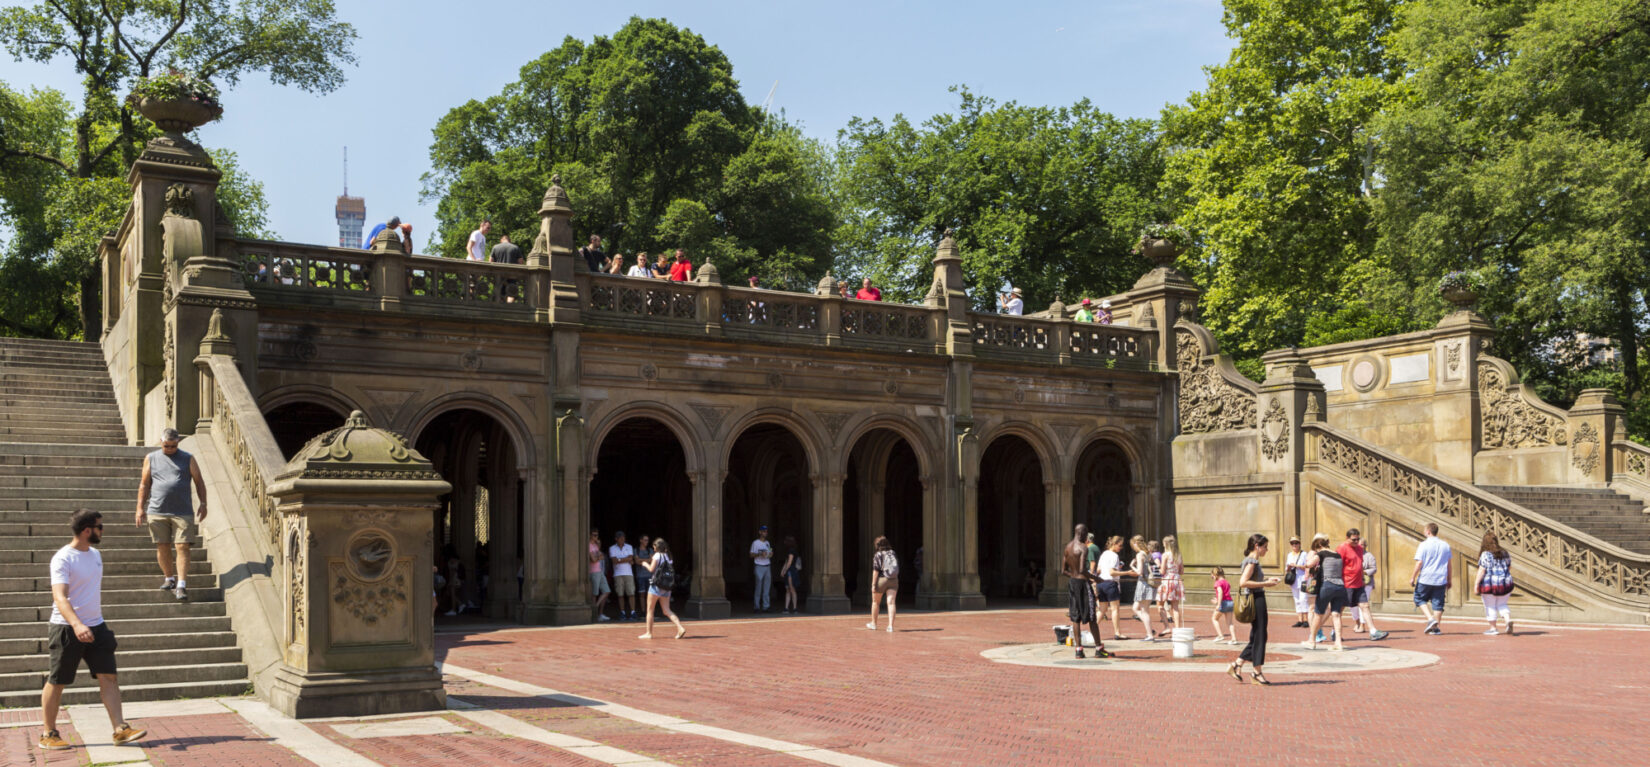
top-left (1474, 532), bottom-right (1515, 635)
top-left (1230, 534), bottom-right (1281, 685)
top-left (1411, 523), bottom-right (1452, 635)
top-left (37, 510), bottom-right (147, 751)
top-left (1209, 566), bottom-right (1237, 644)
top-left (998, 286), bottom-right (1024, 315)
top-left (588, 529), bottom-right (612, 622)
top-left (637, 537), bottom-right (686, 640)
top-left (135, 428), bottom-right (206, 602)
top-left (1340, 529), bottom-right (1390, 641)
top-left (1128, 535), bottom-right (1157, 640)
top-left (609, 531), bottom-right (637, 621)
top-left (1285, 536), bottom-right (1311, 627)
top-left (1062, 525), bottom-right (1111, 658)
top-left (1095, 535), bottom-right (1133, 640)
top-left (628, 253), bottom-right (653, 278)
top-left (579, 234), bottom-right (606, 272)
top-left (490, 233), bottom-right (523, 264)
top-left (467, 219), bottom-right (491, 261)
top-left (867, 536), bottom-right (901, 633)
top-left (634, 535), bottom-right (654, 600)
top-left (1159, 536), bottom-right (1185, 628)
top-left (1301, 533), bottom-right (1346, 651)
top-left (779, 536), bottom-right (802, 614)
top-left (750, 525), bottom-right (775, 612)
top-left (441, 544), bottom-right (466, 616)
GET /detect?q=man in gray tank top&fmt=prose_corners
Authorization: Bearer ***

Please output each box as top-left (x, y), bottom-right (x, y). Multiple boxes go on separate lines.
top-left (135, 429), bottom-right (207, 601)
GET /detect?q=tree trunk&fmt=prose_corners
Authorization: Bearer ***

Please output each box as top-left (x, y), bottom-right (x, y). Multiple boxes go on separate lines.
top-left (1618, 284), bottom-right (1638, 395)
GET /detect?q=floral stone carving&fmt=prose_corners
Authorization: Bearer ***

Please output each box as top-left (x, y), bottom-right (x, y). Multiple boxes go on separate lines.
top-left (1477, 362), bottom-right (1566, 449)
top-left (1175, 329), bottom-right (1257, 434)
top-left (332, 571), bottom-right (407, 625)
top-left (1260, 398), bottom-right (1290, 460)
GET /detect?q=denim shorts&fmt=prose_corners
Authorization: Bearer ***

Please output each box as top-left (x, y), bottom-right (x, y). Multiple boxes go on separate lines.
top-left (1413, 582), bottom-right (1447, 611)
top-left (1095, 580), bottom-right (1121, 602)
top-left (1217, 599), bottom-right (1234, 614)
top-left (1315, 583), bottom-right (1349, 615)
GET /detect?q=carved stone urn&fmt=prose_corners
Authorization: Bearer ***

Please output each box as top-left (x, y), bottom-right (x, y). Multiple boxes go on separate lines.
top-left (132, 96), bottom-right (222, 134)
top-left (1140, 237), bottom-right (1181, 269)
top-left (265, 410), bottom-right (451, 718)
top-left (1441, 285), bottom-right (1478, 310)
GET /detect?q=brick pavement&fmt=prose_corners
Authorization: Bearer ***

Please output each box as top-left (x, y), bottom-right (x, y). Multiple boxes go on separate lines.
top-left (142, 713), bottom-right (309, 767)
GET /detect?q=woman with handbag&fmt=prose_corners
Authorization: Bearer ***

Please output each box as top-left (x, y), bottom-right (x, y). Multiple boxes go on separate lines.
top-left (1228, 534), bottom-right (1282, 685)
top-left (638, 537), bottom-right (687, 640)
top-left (1284, 536), bottom-right (1311, 627)
top-left (1475, 532), bottom-right (1515, 635)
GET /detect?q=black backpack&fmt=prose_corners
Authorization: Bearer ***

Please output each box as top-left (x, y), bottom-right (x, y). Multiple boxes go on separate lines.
top-left (652, 555), bottom-right (676, 591)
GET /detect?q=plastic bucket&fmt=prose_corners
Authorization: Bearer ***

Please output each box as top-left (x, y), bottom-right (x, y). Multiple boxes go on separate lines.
top-left (1170, 627), bottom-right (1197, 659)
top-left (1053, 625), bottom-right (1071, 645)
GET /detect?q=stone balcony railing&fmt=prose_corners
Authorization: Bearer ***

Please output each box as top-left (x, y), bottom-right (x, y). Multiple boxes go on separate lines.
top-left (234, 238), bottom-right (1158, 370)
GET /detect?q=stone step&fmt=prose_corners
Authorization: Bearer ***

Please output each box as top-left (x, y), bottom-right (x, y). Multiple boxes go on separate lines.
top-left (1, 498), bottom-right (150, 511)
top-left (0, 678), bottom-right (249, 708)
top-left (0, 537), bottom-right (202, 553)
top-left (0, 511), bottom-right (146, 525)
top-left (0, 587), bottom-right (223, 608)
top-left (0, 443), bottom-right (150, 458)
top-left (0, 476), bottom-right (134, 490)
top-left (0, 524), bottom-right (201, 538)
top-left (0, 573), bottom-right (218, 592)
top-left (0, 661), bottom-right (246, 694)
top-left (0, 487), bottom-right (131, 500)
top-left (0, 356), bottom-right (108, 370)
top-left (0, 645), bottom-right (242, 675)
top-left (0, 599), bottom-right (224, 624)
top-left (0, 461), bottom-right (145, 475)
top-left (0, 385), bottom-right (116, 399)
top-left (0, 614), bottom-right (230, 640)
top-left (0, 337), bottom-right (104, 352)
top-left (0, 547), bottom-right (206, 565)
top-left (0, 370), bottom-right (116, 385)
top-left (0, 560), bottom-right (212, 578)
top-left (0, 432), bottom-right (127, 446)
top-left (0, 629), bottom-right (238, 657)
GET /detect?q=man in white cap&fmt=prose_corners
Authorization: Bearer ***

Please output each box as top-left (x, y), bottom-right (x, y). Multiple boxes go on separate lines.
top-left (1097, 299), bottom-right (1113, 325)
top-left (999, 286), bottom-right (1024, 315)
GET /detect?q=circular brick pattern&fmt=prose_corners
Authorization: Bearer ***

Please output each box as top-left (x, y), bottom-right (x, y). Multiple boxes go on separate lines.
top-left (982, 639), bottom-right (1438, 674)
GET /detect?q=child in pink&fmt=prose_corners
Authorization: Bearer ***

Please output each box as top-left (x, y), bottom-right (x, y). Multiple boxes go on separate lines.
top-left (1210, 566), bottom-right (1237, 644)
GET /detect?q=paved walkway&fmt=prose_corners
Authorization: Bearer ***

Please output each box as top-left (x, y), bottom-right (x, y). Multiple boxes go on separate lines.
top-left (1, 607), bottom-right (1643, 766)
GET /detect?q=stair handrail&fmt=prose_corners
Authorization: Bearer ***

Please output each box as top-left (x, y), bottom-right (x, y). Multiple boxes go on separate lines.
top-left (1610, 434), bottom-right (1650, 498)
top-left (1303, 422), bottom-right (1650, 607)
top-left (196, 352), bottom-right (287, 560)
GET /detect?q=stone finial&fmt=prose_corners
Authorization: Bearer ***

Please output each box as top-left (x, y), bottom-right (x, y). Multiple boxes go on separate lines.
top-left (1304, 393), bottom-right (1323, 423)
top-left (369, 225), bottom-right (402, 252)
top-left (539, 173), bottom-right (571, 214)
top-left (1048, 292), bottom-right (1066, 317)
top-left (280, 410), bottom-right (441, 481)
top-left (694, 258), bottom-right (721, 285)
top-left (933, 228), bottom-right (960, 264)
top-left (816, 270), bottom-right (840, 297)
top-left (1138, 303), bottom-right (1156, 329)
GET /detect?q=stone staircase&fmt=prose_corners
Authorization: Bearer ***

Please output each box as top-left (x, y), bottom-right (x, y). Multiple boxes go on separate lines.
top-left (1481, 485), bottom-right (1650, 556)
top-left (0, 337), bottom-right (247, 707)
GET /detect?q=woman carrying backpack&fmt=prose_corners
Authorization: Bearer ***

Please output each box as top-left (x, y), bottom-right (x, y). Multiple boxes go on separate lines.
top-left (638, 537), bottom-right (687, 640)
top-left (867, 536), bottom-right (899, 633)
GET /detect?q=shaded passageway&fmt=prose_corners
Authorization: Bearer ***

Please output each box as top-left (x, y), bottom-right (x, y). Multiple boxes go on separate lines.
top-left (722, 423), bottom-right (812, 612)
top-left (977, 435), bottom-right (1046, 603)
top-left (589, 417), bottom-right (694, 605)
top-left (264, 400), bottom-right (347, 459)
top-left (1074, 439), bottom-right (1135, 543)
top-left (415, 408), bottom-right (523, 620)
top-left (843, 430), bottom-right (925, 607)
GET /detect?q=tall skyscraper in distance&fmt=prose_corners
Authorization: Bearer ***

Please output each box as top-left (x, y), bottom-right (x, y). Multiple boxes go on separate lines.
top-left (335, 146), bottom-right (365, 248)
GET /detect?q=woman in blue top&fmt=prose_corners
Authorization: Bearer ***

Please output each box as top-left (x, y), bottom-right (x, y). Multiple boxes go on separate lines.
top-left (1474, 532), bottom-right (1514, 636)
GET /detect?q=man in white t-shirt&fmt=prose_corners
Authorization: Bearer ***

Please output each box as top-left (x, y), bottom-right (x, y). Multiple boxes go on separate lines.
top-left (608, 531), bottom-right (637, 622)
top-left (1093, 535), bottom-right (1134, 640)
top-left (750, 526), bottom-right (774, 613)
top-left (466, 219), bottom-right (491, 261)
top-left (38, 509), bottom-right (146, 751)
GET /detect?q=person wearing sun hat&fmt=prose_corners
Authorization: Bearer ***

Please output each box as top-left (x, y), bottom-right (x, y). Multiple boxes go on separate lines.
top-left (1074, 298), bottom-right (1096, 323)
top-left (1096, 299), bottom-right (1113, 325)
top-left (999, 286), bottom-right (1024, 315)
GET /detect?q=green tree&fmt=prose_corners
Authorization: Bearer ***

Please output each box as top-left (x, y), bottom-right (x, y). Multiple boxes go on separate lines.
top-left (0, 0), bottom-right (355, 338)
top-left (1160, 0), bottom-right (1408, 375)
top-left (422, 17), bottom-right (833, 282)
top-left (1373, 0), bottom-right (1650, 421)
top-left (834, 88), bottom-right (1165, 307)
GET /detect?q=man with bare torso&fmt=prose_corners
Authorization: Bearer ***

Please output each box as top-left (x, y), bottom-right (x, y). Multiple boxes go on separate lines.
top-left (1063, 524), bottom-right (1112, 659)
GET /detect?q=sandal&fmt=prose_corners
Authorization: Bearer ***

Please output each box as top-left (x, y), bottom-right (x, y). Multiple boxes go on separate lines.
top-left (1227, 661), bottom-right (1243, 682)
top-left (1249, 671), bottom-right (1271, 686)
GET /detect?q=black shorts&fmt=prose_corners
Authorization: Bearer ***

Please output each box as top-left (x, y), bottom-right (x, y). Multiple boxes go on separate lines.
top-left (1069, 578), bottom-right (1096, 624)
top-left (1095, 579), bottom-right (1122, 602)
top-left (1348, 585), bottom-right (1370, 604)
top-left (1314, 584), bottom-right (1349, 615)
top-left (47, 623), bottom-right (117, 685)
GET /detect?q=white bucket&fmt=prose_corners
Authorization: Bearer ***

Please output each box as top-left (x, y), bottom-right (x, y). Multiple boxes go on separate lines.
top-left (1170, 627), bottom-right (1197, 659)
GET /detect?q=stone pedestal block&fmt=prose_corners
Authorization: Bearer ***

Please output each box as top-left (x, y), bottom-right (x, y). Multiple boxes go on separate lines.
top-left (266, 411), bottom-right (452, 718)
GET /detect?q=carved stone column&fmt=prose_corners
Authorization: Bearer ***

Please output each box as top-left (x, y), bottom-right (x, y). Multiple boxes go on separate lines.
top-left (266, 411), bottom-right (451, 718)
top-left (485, 468), bottom-right (521, 618)
top-left (687, 465), bottom-right (731, 619)
top-left (1040, 471), bottom-right (1074, 607)
top-left (806, 471), bottom-right (851, 614)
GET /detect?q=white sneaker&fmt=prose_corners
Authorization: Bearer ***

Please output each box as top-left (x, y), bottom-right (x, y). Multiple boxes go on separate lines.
top-left (443, 610), bottom-right (458, 616)
top-left (887, 626), bottom-right (894, 633)
top-left (1483, 628), bottom-right (1499, 635)
top-left (160, 577), bottom-right (177, 591)
top-left (596, 614), bottom-right (612, 622)
top-left (866, 622), bottom-right (877, 630)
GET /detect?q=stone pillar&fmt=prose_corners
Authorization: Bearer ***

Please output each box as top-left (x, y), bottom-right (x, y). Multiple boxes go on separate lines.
top-left (1568, 389), bottom-right (1626, 485)
top-left (1258, 349), bottom-right (1326, 551)
top-left (806, 471), bottom-right (851, 614)
top-left (486, 469), bottom-right (520, 618)
top-left (266, 411), bottom-right (451, 718)
top-left (1039, 469), bottom-right (1074, 607)
top-left (1432, 297), bottom-right (1496, 481)
top-left (686, 464), bottom-right (731, 619)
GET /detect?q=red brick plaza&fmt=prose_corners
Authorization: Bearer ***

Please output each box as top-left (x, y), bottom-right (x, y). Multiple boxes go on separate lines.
top-left (4, 607), bottom-right (1645, 766)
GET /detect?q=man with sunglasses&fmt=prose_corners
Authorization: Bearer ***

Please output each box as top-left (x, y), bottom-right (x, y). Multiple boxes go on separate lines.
top-left (136, 428), bottom-right (207, 601)
top-left (1338, 528), bottom-right (1389, 642)
top-left (38, 509), bottom-right (146, 751)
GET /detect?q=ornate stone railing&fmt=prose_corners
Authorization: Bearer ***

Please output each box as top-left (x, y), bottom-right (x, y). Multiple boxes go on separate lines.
top-left (1305, 423), bottom-right (1650, 605)
top-left (241, 241), bottom-right (374, 292)
top-left (404, 256), bottom-right (529, 306)
top-left (585, 273), bottom-right (701, 322)
top-left (1477, 355), bottom-right (1569, 450)
top-left (842, 302), bottom-right (937, 350)
top-left (1174, 322), bottom-right (1259, 433)
top-left (1070, 324), bottom-right (1155, 370)
top-left (971, 313), bottom-right (1056, 360)
top-left (1610, 438), bottom-right (1650, 499)
top-left (198, 354), bottom-right (288, 557)
top-left (719, 287), bottom-right (824, 336)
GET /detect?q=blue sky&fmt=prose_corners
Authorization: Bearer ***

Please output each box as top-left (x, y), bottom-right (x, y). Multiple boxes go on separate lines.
top-left (3, 0), bottom-right (1234, 248)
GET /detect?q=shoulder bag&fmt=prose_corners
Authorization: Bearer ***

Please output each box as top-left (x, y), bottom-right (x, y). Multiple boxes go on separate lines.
top-left (1235, 588), bottom-right (1256, 624)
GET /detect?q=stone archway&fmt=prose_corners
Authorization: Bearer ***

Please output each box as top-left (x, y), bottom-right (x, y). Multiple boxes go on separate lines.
top-left (1074, 439), bottom-right (1135, 543)
top-left (414, 408), bottom-right (523, 621)
top-left (843, 429), bottom-right (925, 607)
top-left (589, 417), bottom-right (693, 615)
top-left (264, 401), bottom-right (347, 459)
top-left (977, 434), bottom-right (1047, 602)
top-left (723, 422), bottom-right (812, 614)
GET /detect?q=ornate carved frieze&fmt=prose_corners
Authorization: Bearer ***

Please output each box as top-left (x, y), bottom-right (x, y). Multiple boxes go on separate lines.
top-left (1572, 422), bottom-right (1600, 474)
top-left (332, 570), bottom-right (407, 625)
top-left (815, 411), bottom-right (851, 442)
top-left (285, 520), bottom-right (307, 649)
top-left (1174, 329), bottom-right (1257, 434)
top-left (1477, 362), bottom-right (1566, 448)
top-left (1260, 398), bottom-right (1290, 460)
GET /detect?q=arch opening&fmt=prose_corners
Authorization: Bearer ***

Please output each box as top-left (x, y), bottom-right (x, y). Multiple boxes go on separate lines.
top-left (264, 401), bottom-right (347, 460)
top-left (723, 422), bottom-right (811, 614)
top-left (1074, 439), bottom-right (1135, 544)
top-left (589, 417), bottom-right (694, 614)
top-left (977, 435), bottom-right (1046, 603)
top-left (414, 408), bottom-right (522, 622)
top-left (843, 430), bottom-right (924, 607)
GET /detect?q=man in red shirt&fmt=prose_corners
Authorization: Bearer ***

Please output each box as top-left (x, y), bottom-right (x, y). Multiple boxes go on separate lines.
top-left (1338, 528), bottom-right (1389, 641)
top-left (667, 249), bottom-right (692, 282)
top-left (856, 278), bottom-right (882, 301)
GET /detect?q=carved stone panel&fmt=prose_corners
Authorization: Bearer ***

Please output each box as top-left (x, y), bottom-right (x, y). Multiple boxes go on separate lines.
top-left (1478, 362), bottom-right (1566, 448)
top-left (1572, 422), bottom-right (1600, 474)
top-left (328, 559), bottom-right (411, 646)
top-left (1259, 398), bottom-right (1289, 461)
top-left (1174, 329), bottom-right (1257, 434)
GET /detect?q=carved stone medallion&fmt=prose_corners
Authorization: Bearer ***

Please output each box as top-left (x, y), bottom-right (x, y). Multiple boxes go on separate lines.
top-left (1572, 422), bottom-right (1600, 474)
top-left (345, 530), bottom-right (397, 582)
top-left (1259, 398), bottom-right (1290, 461)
